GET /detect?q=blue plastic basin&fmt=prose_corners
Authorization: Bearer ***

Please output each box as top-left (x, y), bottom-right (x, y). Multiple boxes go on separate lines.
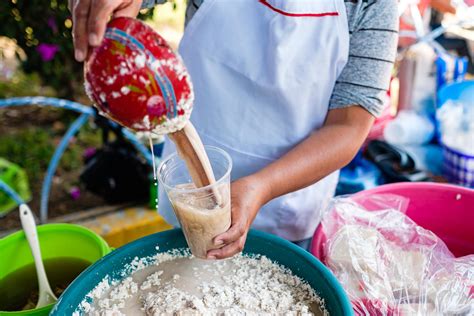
top-left (51, 229), bottom-right (353, 315)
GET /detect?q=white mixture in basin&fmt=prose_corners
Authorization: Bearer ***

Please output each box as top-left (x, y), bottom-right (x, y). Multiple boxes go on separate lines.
top-left (77, 250), bottom-right (328, 316)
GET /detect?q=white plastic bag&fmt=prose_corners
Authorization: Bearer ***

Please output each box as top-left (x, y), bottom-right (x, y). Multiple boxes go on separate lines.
top-left (318, 195), bottom-right (474, 315)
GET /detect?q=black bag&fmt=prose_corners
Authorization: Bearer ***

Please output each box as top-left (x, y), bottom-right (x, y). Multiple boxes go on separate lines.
top-left (366, 140), bottom-right (431, 183)
top-left (80, 118), bottom-right (150, 204)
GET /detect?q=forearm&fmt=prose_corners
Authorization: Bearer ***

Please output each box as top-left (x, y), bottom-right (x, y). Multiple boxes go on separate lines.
top-left (254, 106), bottom-right (374, 203)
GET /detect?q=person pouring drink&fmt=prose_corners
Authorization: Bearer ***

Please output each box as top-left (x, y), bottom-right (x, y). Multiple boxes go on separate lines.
top-left (70, 0), bottom-right (398, 259)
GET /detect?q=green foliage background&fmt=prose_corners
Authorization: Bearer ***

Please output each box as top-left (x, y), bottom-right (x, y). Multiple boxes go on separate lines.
top-left (0, 0), bottom-right (154, 99)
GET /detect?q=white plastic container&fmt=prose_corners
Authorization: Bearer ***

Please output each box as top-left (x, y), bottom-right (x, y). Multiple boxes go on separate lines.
top-left (384, 110), bottom-right (435, 145)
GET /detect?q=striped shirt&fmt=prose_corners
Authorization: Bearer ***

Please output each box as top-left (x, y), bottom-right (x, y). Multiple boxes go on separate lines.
top-left (143, 0), bottom-right (399, 116)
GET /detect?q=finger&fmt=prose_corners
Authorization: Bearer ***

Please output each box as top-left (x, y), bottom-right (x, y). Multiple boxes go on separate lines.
top-left (113, 0), bottom-right (143, 18)
top-left (212, 222), bottom-right (246, 247)
top-left (72, 0), bottom-right (91, 61)
top-left (87, 0), bottom-right (116, 47)
top-left (207, 236), bottom-right (246, 260)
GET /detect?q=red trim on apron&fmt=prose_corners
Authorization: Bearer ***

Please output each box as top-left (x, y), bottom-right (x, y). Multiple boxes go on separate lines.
top-left (258, 0), bottom-right (339, 17)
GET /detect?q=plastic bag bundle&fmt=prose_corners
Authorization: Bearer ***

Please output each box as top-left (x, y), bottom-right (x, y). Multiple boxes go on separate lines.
top-left (318, 195), bottom-right (473, 315)
top-left (437, 100), bottom-right (474, 156)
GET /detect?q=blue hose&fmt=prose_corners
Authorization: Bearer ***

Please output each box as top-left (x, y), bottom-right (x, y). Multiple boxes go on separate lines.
top-left (0, 178), bottom-right (24, 205)
top-left (40, 113), bottom-right (91, 223)
top-left (0, 97), bottom-right (152, 163)
top-left (0, 97), bottom-right (93, 114)
top-left (1, 97), bottom-right (154, 222)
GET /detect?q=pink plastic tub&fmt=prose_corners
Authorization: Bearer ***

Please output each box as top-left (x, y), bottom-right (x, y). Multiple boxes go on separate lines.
top-left (311, 182), bottom-right (474, 259)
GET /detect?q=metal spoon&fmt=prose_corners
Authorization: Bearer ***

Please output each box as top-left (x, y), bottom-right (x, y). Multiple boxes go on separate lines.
top-left (19, 204), bottom-right (57, 308)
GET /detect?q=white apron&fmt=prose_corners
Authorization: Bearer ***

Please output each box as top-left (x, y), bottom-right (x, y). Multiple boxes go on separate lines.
top-left (159, 0), bottom-right (350, 241)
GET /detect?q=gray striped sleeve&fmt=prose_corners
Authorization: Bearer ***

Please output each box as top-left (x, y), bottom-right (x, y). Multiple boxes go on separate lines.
top-left (329, 0), bottom-right (399, 117)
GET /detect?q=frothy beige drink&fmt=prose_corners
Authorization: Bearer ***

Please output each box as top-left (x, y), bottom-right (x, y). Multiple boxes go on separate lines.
top-left (169, 184), bottom-right (231, 259)
top-left (159, 146), bottom-right (233, 259)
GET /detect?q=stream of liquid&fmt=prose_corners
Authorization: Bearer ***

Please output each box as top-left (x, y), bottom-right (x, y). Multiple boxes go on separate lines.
top-left (149, 135), bottom-right (157, 182)
top-left (148, 134), bottom-right (158, 211)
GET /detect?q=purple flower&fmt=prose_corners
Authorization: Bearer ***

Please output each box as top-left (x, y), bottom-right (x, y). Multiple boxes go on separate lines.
top-left (83, 147), bottom-right (97, 160)
top-left (47, 17), bottom-right (58, 33)
top-left (69, 187), bottom-right (81, 200)
top-left (36, 43), bottom-right (59, 62)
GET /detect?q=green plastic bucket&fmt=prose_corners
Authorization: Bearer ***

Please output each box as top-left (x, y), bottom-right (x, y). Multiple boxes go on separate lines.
top-left (51, 229), bottom-right (353, 315)
top-left (0, 224), bottom-right (111, 316)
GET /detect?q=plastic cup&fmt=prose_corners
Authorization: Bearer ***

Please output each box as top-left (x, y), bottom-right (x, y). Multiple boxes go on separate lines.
top-left (158, 146), bottom-right (232, 259)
